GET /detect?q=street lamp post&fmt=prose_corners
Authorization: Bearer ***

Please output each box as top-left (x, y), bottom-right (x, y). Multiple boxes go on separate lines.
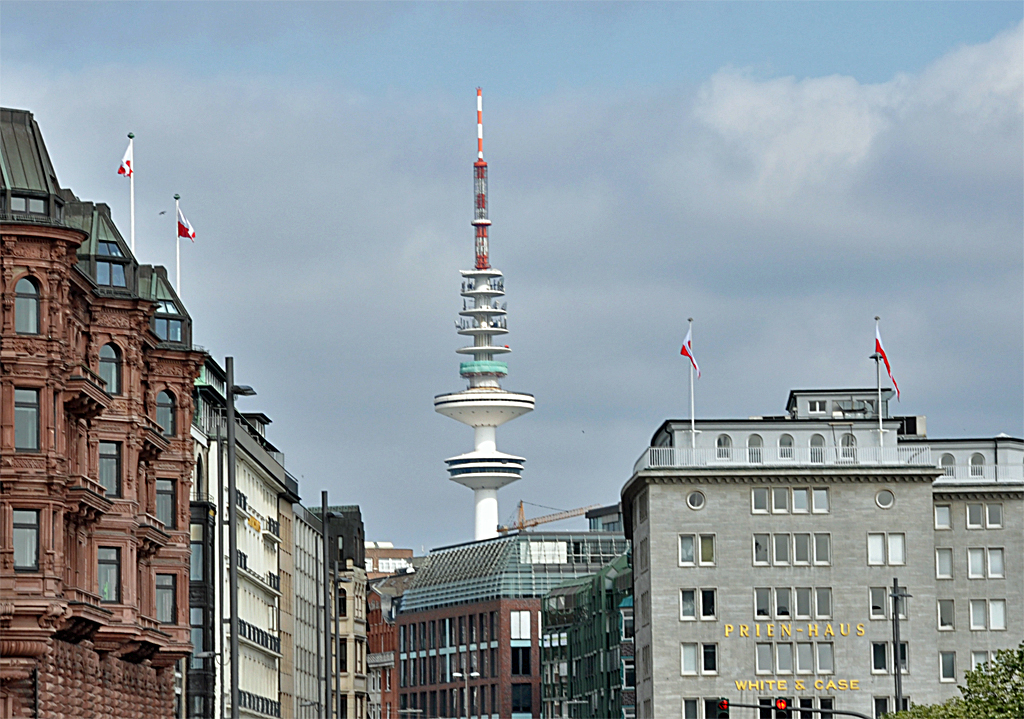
top-left (891, 578), bottom-right (912, 713)
top-left (322, 493), bottom-right (332, 719)
top-left (225, 357), bottom-right (255, 719)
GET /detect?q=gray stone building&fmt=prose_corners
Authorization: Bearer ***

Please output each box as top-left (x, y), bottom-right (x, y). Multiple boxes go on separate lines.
top-left (621, 387), bottom-right (1022, 719)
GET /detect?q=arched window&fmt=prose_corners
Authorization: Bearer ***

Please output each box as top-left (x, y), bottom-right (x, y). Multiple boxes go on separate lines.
top-left (15, 277), bottom-right (40, 334)
top-left (940, 453), bottom-right (955, 477)
top-left (157, 391), bottom-right (176, 437)
top-left (338, 587), bottom-right (348, 618)
top-left (194, 457), bottom-right (204, 498)
top-left (779, 434), bottom-right (794, 460)
top-left (99, 343), bottom-right (121, 395)
top-left (716, 434), bottom-right (732, 460)
top-left (970, 453), bottom-right (985, 478)
top-left (747, 435), bottom-right (763, 463)
top-left (810, 434), bottom-right (825, 464)
top-left (841, 433), bottom-right (857, 461)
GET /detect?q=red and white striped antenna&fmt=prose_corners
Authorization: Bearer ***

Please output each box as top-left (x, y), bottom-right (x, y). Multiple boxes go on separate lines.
top-left (472, 87), bottom-right (491, 270)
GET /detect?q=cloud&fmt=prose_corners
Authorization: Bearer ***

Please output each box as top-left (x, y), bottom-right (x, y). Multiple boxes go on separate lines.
top-left (1, 21), bottom-right (1020, 548)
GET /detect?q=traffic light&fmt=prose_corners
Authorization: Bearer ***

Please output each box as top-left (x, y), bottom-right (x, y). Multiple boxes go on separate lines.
top-left (774, 697), bottom-right (791, 719)
top-left (716, 698), bottom-right (730, 718)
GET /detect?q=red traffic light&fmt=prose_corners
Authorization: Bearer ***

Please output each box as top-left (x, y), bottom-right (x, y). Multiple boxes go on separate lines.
top-left (717, 699), bottom-right (729, 710)
top-left (774, 698), bottom-right (789, 710)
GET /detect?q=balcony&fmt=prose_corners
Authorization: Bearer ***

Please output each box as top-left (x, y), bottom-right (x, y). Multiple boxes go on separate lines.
top-left (267, 572), bottom-right (280, 591)
top-left (633, 445), bottom-right (934, 474)
top-left (237, 550), bottom-right (248, 571)
top-left (238, 618), bottom-right (281, 656)
top-left (936, 464), bottom-right (1024, 482)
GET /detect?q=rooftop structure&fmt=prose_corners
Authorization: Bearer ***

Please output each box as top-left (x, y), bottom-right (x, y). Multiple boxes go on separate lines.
top-left (435, 89), bottom-right (535, 541)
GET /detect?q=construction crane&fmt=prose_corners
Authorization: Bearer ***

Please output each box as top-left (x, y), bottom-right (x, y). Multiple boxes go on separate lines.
top-left (497, 501), bottom-right (601, 533)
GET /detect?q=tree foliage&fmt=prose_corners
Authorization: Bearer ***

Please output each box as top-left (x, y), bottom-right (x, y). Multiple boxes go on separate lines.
top-left (887, 642), bottom-right (1023, 719)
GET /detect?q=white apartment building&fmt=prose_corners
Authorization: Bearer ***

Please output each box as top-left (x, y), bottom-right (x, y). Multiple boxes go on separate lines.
top-left (622, 387), bottom-right (1022, 719)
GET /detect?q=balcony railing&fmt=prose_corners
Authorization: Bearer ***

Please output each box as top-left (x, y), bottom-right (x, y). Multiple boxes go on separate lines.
top-left (235, 490), bottom-right (248, 512)
top-left (238, 689), bottom-right (281, 718)
top-left (237, 550), bottom-right (248, 571)
top-left (936, 464), bottom-right (1024, 482)
top-left (265, 517), bottom-right (280, 537)
top-left (633, 445), bottom-right (934, 474)
top-left (267, 572), bottom-right (280, 591)
top-left (238, 618), bottom-right (281, 655)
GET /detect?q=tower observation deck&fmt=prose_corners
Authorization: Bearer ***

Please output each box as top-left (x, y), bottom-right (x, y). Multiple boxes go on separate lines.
top-left (434, 89), bottom-right (535, 541)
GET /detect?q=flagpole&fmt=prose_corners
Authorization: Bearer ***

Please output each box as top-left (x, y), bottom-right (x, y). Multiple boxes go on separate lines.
top-left (873, 316), bottom-right (883, 444)
top-left (174, 194), bottom-right (181, 296)
top-left (128, 133), bottom-right (135, 254)
top-left (689, 317), bottom-right (696, 450)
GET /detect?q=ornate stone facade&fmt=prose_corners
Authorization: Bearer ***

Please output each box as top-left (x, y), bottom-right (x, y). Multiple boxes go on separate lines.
top-left (1, 108), bottom-right (203, 718)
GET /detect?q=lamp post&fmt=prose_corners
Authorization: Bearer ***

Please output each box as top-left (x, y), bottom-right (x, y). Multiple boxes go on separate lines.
top-left (452, 669), bottom-right (480, 718)
top-left (322, 493), bottom-right (332, 719)
top-left (891, 578), bottom-right (912, 713)
top-left (225, 357), bottom-right (256, 719)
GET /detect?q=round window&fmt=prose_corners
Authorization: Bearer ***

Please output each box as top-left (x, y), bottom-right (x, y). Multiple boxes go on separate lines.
top-left (876, 490), bottom-right (895, 509)
top-left (687, 491), bottom-right (705, 510)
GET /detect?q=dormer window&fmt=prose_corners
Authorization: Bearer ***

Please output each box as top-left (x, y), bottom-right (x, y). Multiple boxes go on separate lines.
top-left (97, 241), bottom-right (123, 257)
top-left (95, 240), bottom-right (128, 287)
top-left (808, 400), bottom-right (827, 414)
top-left (153, 301), bottom-right (183, 342)
top-left (9, 196), bottom-right (47, 215)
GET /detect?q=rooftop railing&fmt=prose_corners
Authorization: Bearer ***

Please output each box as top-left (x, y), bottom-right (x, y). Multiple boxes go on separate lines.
top-left (936, 464), bottom-right (1024, 482)
top-left (633, 445), bottom-right (934, 474)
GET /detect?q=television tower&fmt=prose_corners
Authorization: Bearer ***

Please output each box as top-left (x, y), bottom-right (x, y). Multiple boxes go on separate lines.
top-left (435, 89), bottom-right (535, 541)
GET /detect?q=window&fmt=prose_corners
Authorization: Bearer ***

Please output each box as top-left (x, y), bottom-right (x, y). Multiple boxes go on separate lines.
top-left (510, 647), bottom-right (530, 675)
top-left (971, 651), bottom-right (990, 670)
top-left (157, 391), bottom-right (176, 437)
top-left (154, 301), bottom-right (184, 342)
top-left (968, 548), bottom-right (985, 578)
top-left (817, 643), bottom-right (834, 673)
top-left (15, 277), bottom-right (40, 334)
top-left (987, 504), bottom-right (1003, 528)
top-left (156, 479), bottom-right (175, 528)
top-left (98, 547), bottom-right (121, 602)
top-left (156, 574), bottom-right (176, 623)
top-left (191, 608), bottom-right (205, 669)
top-left (99, 344), bottom-right (122, 395)
top-left (888, 533), bottom-right (905, 565)
top-left (797, 643), bottom-right (814, 674)
top-left (777, 643), bottom-right (794, 674)
top-left (681, 643), bottom-right (697, 674)
top-left (774, 534), bottom-right (791, 564)
top-left (752, 488), bottom-right (769, 513)
top-left (699, 534), bottom-right (715, 565)
top-left (874, 697), bottom-right (890, 718)
top-left (967, 503), bottom-right (984, 528)
top-left (14, 389), bottom-right (40, 452)
top-left (757, 643), bottom-right (773, 673)
top-left (969, 454), bottom-right (985, 478)
top-left (876, 490), bottom-right (895, 509)
top-left (753, 534), bottom-right (770, 565)
top-left (96, 258), bottom-right (127, 287)
top-left (190, 525), bottom-right (204, 581)
top-left (680, 589), bottom-right (696, 620)
top-left (794, 534), bottom-right (811, 564)
top-left (808, 400), bottom-right (827, 413)
top-left (815, 588), bottom-right (832, 619)
top-left (779, 434), bottom-right (794, 459)
top-left (814, 534), bottom-right (831, 565)
top-left (810, 435), bottom-right (825, 463)
top-left (686, 491), bottom-right (705, 510)
top-left (773, 488), bottom-right (789, 513)
top-left (679, 535), bottom-right (695, 565)
top-left (792, 488), bottom-right (809, 513)
top-left (13, 510), bottom-right (39, 571)
top-left (970, 600), bottom-right (987, 630)
top-left (510, 610), bottom-right (530, 640)
top-left (638, 538), bottom-right (649, 572)
top-left (840, 433), bottom-right (857, 461)
top-left (936, 548), bottom-right (953, 578)
top-left (870, 588), bottom-right (887, 619)
top-left (700, 589), bottom-right (716, 619)
top-left (935, 504), bottom-right (951, 529)
top-left (99, 442), bottom-right (121, 497)
top-left (990, 600), bottom-right (1006, 630)
top-left (868, 533), bottom-right (903, 565)
top-left (940, 454), bottom-right (955, 476)
top-left (988, 548), bottom-right (1004, 578)
top-left (812, 488), bottom-right (829, 512)
top-left (716, 434), bottom-right (732, 459)
top-left (748, 435), bottom-right (763, 463)
top-left (754, 588), bottom-right (771, 619)
top-left (795, 588), bottom-right (812, 619)
top-left (872, 642), bottom-right (888, 672)
top-left (510, 684), bottom-right (531, 713)
top-left (775, 587), bottom-right (791, 618)
top-left (702, 643), bottom-right (717, 673)
top-left (683, 699), bottom-right (698, 719)
top-left (869, 534), bottom-right (886, 565)
top-left (940, 652), bottom-right (956, 681)
top-left (938, 600), bottom-right (954, 629)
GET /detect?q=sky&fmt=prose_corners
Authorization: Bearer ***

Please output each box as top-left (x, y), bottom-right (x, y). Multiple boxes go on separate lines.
top-left (3, 2), bottom-right (1022, 550)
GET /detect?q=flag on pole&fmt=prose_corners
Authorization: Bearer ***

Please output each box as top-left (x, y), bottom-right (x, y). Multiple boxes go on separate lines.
top-left (875, 326), bottom-right (899, 400)
top-left (177, 206), bottom-right (195, 242)
top-left (118, 142), bottom-right (133, 177)
top-left (681, 326), bottom-right (701, 378)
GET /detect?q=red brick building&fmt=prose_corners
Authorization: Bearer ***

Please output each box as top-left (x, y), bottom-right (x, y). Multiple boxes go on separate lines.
top-left (367, 571), bottom-right (416, 719)
top-left (395, 532), bottom-right (628, 718)
top-left (0, 108), bottom-right (202, 718)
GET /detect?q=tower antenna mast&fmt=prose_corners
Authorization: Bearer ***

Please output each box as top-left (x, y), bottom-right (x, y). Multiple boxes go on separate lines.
top-left (473, 88), bottom-right (491, 270)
